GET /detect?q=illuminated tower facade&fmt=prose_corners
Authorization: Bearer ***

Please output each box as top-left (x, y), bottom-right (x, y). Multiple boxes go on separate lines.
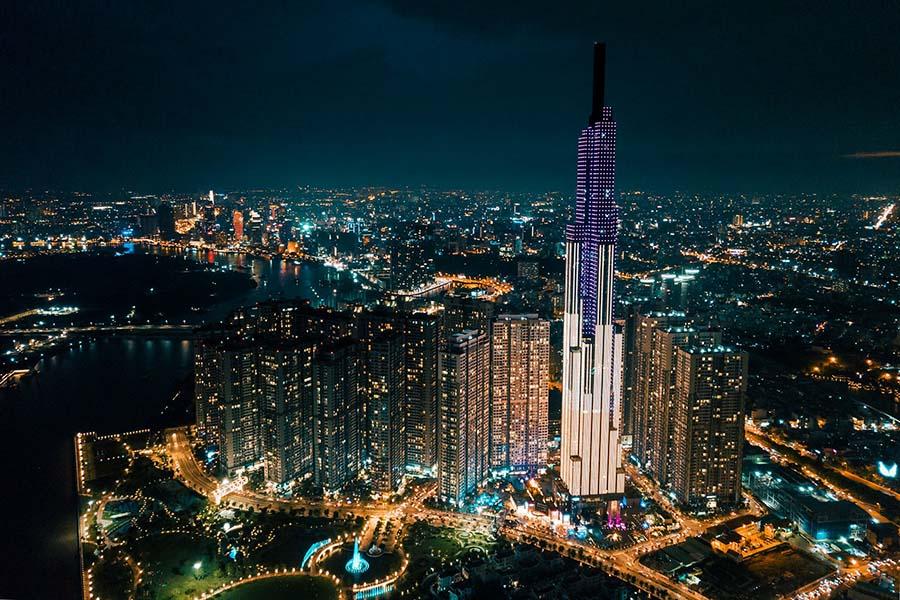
top-left (560, 43), bottom-right (626, 499)
top-left (670, 346), bottom-right (748, 508)
top-left (313, 340), bottom-right (361, 492)
top-left (258, 341), bottom-right (315, 487)
top-left (233, 209), bottom-right (244, 242)
top-left (439, 330), bottom-right (490, 504)
top-left (405, 312), bottom-right (441, 472)
top-left (367, 332), bottom-right (406, 493)
top-left (490, 314), bottom-right (550, 470)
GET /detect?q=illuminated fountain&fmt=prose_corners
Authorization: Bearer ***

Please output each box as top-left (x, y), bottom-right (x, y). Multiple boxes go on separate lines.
top-left (345, 537), bottom-right (370, 575)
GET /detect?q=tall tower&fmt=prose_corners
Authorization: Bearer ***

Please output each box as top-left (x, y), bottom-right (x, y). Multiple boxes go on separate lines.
top-left (560, 43), bottom-right (626, 500)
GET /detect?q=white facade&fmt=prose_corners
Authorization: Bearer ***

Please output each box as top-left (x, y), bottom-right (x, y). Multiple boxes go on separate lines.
top-left (560, 241), bottom-right (625, 498)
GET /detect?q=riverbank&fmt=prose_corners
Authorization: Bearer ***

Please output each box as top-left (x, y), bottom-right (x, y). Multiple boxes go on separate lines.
top-left (0, 247), bottom-right (370, 599)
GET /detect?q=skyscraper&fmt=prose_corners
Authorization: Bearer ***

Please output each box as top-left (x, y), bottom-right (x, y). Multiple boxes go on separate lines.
top-left (367, 332), bottom-right (406, 493)
top-left (439, 330), bottom-right (490, 504)
top-left (233, 209), bottom-right (244, 242)
top-left (490, 315), bottom-right (550, 470)
top-left (356, 308), bottom-right (403, 475)
top-left (404, 312), bottom-right (441, 473)
top-left (218, 343), bottom-right (260, 473)
top-left (258, 341), bottom-right (315, 487)
top-left (441, 297), bottom-right (494, 343)
top-left (670, 346), bottom-right (748, 509)
top-left (194, 336), bottom-right (224, 448)
top-left (157, 200), bottom-right (175, 240)
top-left (313, 340), bottom-right (362, 492)
top-left (626, 313), bottom-right (722, 486)
top-left (560, 43), bottom-right (626, 500)
top-left (626, 311), bottom-right (686, 468)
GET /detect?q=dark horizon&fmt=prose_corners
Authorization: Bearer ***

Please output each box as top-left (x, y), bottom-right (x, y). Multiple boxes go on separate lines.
top-left (2, 2), bottom-right (900, 194)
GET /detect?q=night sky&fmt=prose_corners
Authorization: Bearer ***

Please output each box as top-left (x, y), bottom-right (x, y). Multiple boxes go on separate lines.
top-left (2, 1), bottom-right (899, 193)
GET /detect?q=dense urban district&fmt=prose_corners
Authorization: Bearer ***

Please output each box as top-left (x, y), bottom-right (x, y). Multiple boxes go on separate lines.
top-left (2, 47), bottom-right (900, 600)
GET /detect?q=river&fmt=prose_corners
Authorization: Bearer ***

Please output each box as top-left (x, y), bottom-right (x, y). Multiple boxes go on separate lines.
top-left (0, 248), bottom-right (373, 599)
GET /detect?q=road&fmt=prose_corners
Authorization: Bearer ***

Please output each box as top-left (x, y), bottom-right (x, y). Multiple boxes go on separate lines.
top-left (165, 427), bottom-right (714, 598)
top-left (747, 422), bottom-right (900, 503)
top-left (745, 425), bottom-right (899, 524)
top-left (835, 466), bottom-right (900, 503)
top-left (82, 424), bottom-right (897, 600)
top-left (500, 522), bottom-right (707, 600)
top-left (165, 428), bottom-right (395, 517)
top-left (789, 558), bottom-right (898, 600)
top-left (166, 426), bottom-right (900, 600)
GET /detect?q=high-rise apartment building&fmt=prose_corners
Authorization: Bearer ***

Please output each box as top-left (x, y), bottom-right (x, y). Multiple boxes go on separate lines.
top-left (356, 308), bottom-right (403, 478)
top-left (389, 238), bottom-right (432, 292)
top-left (630, 315), bottom-right (723, 485)
top-left (670, 346), bottom-right (748, 509)
top-left (404, 312), bottom-right (441, 473)
top-left (196, 303), bottom-right (358, 489)
top-left (195, 337), bottom-right (224, 447)
top-left (367, 332), bottom-right (406, 493)
top-left (648, 327), bottom-right (722, 486)
top-left (195, 301), bottom-right (448, 495)
top-left (313, 340), bottom-right (362, 492)
top-left (258, 341), bottom-right (315, 487)
top-left (560, 43), bottom-right (626, 499)
top-left (626, 311), bottom-right (686, 468)
top-left (441, 297), bottom-right (494, 343)
top-left (218, 344), bottom-right (260, 472)
top-left (490, 315), bottom-right (550, 470)
top-left (439, 330), bottom-right (490, 504)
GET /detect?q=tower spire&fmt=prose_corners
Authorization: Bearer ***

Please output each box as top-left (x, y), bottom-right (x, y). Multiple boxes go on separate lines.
top-left (561, 43), bottom-right (624, 501)
top-left (589, 42), bottom-right (606, 124)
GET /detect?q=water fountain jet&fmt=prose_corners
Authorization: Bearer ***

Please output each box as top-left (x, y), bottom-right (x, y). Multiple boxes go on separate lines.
top-left (345, 537), bottom-right (370, 575)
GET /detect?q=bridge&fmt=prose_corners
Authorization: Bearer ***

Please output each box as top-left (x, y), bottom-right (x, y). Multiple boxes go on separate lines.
top-left (0, 324), bottom-right (197, 337)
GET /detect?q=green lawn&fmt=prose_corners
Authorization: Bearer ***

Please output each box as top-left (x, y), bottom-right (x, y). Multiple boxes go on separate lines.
top-left (92, 553), bottom-right (133, 599)
top-left (251, 522), bottom-right (349, 568)
top-left (215, 575), bottom-right (338, 600)
top-left (134, 532), bottom-right (232, 600)
top-left (404, 522), bottom-right (496, 560)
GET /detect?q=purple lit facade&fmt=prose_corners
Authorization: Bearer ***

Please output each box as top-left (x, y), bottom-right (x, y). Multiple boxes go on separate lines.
top-left (560, 43), bottom-right (625, 500)
top-left (567, 105), bottom-right (618, 338)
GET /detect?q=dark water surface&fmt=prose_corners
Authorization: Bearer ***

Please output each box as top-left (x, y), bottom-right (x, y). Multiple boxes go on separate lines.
top-left (0, 249), bottom-right (370, 599)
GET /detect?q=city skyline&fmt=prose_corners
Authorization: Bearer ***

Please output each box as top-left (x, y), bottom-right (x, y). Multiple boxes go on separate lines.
top-left (2, 8), bottom-right (899, 598)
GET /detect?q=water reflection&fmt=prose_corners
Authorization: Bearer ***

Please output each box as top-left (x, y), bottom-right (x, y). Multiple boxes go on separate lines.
top-left (0, 248), bottom-right (371, 598)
